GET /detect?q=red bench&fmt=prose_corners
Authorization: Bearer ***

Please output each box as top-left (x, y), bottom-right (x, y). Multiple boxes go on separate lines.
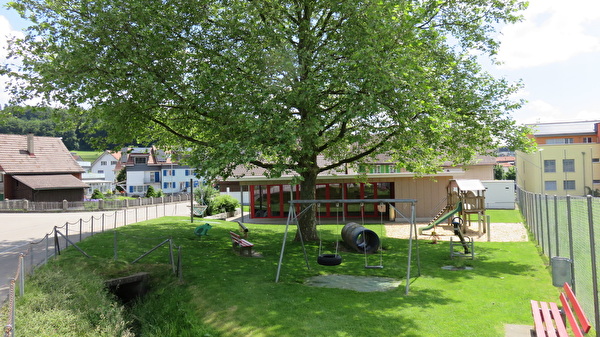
top-left (229, 231), bottom-right (254, 257)
top-left (531, 282), bottom-right (592, 337)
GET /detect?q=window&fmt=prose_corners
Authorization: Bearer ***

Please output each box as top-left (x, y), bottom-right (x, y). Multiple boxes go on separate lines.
top-left (134, 157), bottom-right (147, 164)
top-left (111, 161), bottom-right (117, 165)
top-left (583, 137), bottom-right (593, 143)
top-left (545, 181), bottom-right (557, 191)
top-left (98, 170), bottom-right (104, 174)
top-left (100, 161), bottom-right (107, 165)
top-left (373, 165), bottom-right (382, 173)
top-left (563, 180), bottom-right (576, 190)
top-left (593, 158), bottom-right (600, 163)
top-left (563, 159), bottom-right (575, 172)
top-left (593, 180), bottom-right (600, 184)
top-left (546, 138), bottom-right (574, 144)
top-left (544, 160), bottom-right (556, 173)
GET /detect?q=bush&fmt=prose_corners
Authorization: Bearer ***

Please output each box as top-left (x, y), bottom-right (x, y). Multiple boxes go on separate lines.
top-left (145, 186), bottom-right (157, 198)
top-left (91, 189), bottom-right (104, 199)
top-left (210, 194), bottom-right (240, 214)
top-left (193, 184), bottom-right (219, 215)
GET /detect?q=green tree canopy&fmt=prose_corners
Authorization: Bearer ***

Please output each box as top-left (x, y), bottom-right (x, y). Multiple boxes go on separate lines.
top-left (4, 0), bottom-right (534, 240)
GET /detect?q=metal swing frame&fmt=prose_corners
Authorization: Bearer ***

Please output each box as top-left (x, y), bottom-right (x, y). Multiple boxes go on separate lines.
top-left (361, 202), bottom-right (385, 269)
top-left (275, 198), bottom-right (419, 295)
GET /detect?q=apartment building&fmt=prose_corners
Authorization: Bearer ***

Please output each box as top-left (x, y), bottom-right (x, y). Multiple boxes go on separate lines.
top-left (515, 120), bottom-right (600, 196)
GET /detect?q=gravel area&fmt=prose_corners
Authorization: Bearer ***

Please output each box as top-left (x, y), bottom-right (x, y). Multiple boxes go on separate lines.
top-left (385, 222), bottom-right (529, 242)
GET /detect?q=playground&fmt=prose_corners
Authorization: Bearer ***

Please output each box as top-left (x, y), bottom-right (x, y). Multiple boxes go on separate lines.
top-left (9, 206), bottom-right (571, 337)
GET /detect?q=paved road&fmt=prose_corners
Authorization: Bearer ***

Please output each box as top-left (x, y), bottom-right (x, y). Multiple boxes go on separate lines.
top-left (0, 202), bottom-right (193, 305)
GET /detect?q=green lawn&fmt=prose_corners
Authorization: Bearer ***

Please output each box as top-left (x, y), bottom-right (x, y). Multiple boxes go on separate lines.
top-left (14, 216), bottom-right (565, 337)
top-left (72, 150), bottom-right (104, 162)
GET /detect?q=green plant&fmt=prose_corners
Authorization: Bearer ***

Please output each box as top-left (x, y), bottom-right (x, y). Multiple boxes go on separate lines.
top-left (194, 184), bottom-right (219, 215)
top-left (145, 185), bottom-right (157, 198)
top-left (210, 194), bottom-right (239, 213)
top-left (90, 189), bottom-right (104, 199)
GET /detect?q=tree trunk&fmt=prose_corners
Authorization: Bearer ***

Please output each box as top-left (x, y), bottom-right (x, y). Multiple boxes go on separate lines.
top-left (294, 170), bottom-right (319, 242)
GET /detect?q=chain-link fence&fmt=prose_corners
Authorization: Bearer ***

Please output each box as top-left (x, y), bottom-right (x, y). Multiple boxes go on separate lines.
top-left (1, 201), bottom-right (190, 337)
top-left (517, 187), bottom-right (599, 335)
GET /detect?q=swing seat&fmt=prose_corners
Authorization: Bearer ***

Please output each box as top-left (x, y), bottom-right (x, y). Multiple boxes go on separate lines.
top-left (317, 254), bottom-right (342, 266)
top-left (365, 265), bottom-right (384, 269)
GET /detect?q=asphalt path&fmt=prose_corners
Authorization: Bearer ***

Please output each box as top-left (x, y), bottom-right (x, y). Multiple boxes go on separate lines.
top-left (0, 202), bottom-right (193, 306)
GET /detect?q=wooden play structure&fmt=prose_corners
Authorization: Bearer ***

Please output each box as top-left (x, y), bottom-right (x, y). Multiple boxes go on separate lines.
top-left (446, 179), bottom-right (487, 234)
top-left (420, 179), bottom-right (487, 236)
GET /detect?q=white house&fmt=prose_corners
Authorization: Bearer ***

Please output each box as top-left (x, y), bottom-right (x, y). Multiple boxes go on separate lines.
top-left (117, 147), bottom-right (201, 196)
top-left (91, 150), bottom-right (120, 183)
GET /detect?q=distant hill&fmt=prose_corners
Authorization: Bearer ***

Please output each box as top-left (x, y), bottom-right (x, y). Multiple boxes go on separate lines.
top-left (0, 105), bottom-right (104, 151)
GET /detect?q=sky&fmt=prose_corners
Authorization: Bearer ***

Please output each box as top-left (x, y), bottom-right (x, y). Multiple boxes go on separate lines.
top-left (1, 0), bottom-right (599, 125)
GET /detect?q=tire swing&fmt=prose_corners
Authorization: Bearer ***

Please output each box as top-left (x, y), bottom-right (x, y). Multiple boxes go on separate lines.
top-left (317, 203), bottom-right (342, 266)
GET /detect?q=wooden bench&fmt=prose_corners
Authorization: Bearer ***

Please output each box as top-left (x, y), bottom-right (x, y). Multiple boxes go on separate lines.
top-left (531, 282), bottom-right (592, 337)
top-left (236, 221), bottom-right (249, 238)
top-left (229, 231), bottom-right (254, 257)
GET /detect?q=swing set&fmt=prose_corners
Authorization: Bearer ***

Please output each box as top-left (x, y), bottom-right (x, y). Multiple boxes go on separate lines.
top-left (275, 198), bottom-right (420, 295)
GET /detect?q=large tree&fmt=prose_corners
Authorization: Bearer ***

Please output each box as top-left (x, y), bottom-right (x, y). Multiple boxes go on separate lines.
top-left (4, 0), bottom-right (533, 240)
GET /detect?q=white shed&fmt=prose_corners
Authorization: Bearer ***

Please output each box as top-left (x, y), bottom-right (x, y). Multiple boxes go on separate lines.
top-left (482, 180), bottom-right (515, 209)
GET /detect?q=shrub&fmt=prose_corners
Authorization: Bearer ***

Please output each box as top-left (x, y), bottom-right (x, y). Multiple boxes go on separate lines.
top-left (210, 194), bottom-right (240, 214)
top-left (145, 186), bottom-right (157, 198)
top-left (91, 189), bottom-right (104, 199)
top-left (193, 184), bottom-right (219, 215)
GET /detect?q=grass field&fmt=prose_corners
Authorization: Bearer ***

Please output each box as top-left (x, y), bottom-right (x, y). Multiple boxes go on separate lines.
top-left (72, 150), bottom-right (104, 162)
top-left (13, 215), bottom-right (567, 337)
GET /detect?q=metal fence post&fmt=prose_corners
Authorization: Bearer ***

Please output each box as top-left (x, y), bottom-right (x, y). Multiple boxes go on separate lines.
top-left (553, 195), bottom-right (560, 257)
top-left (19, 254), bottom-right (24, 297)
top-left (586, 196), bottom-right (599, 334)
top-left (79, 218), bottom-right (83, 242)
top-left (65, 222), bottom-right (69, 249)
top-left (544, 194), bottom-right (551, 256)
top-left (536, 194), bottom-right (546, 253)
top-left (566, 195), bottom-right (575, 293)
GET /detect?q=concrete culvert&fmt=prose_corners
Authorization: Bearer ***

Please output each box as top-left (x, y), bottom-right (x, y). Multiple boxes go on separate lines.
top-left (341, 222), bottom-right (380, 254)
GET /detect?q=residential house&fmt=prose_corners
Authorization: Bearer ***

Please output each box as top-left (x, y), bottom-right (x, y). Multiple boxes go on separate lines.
top-left (91, 150), bottom-right (120, 182)
top-left (515, 120), bottom-right (600, 196)
top-left (116, 147), bottom-right (200, 196)
top-left (0, 134), bottom-right (88, 201)
top-left (224, 154), bottom-right (496, 221)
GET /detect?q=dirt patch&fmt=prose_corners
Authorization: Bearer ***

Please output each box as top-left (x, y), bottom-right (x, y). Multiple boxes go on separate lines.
top-left (385, 222), bottom-right (529, 242)
top-left (305, 274), bottom-right (402, 292)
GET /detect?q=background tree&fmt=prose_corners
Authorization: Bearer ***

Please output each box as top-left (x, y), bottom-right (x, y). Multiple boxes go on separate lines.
top-left (493, 164), bottom-right (505, 180)
top-left (115, 168), bottom-right (127, 193)
top-left (505, 166), bottom-right (516, 181)
top-left (4, 0), bottom-right (534, 240)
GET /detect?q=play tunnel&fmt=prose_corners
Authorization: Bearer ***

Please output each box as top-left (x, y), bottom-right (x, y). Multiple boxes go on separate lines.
top-left (341, 222), bottom-right (380, 254)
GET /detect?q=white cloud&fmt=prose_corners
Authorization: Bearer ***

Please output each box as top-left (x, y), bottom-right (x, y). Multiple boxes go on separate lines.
top-left (497, 0), bottom-right (600, 69)
top-left (512, 99), bottom-right (566, 124)
top-left (1, 15), bottom-right (25, 106)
